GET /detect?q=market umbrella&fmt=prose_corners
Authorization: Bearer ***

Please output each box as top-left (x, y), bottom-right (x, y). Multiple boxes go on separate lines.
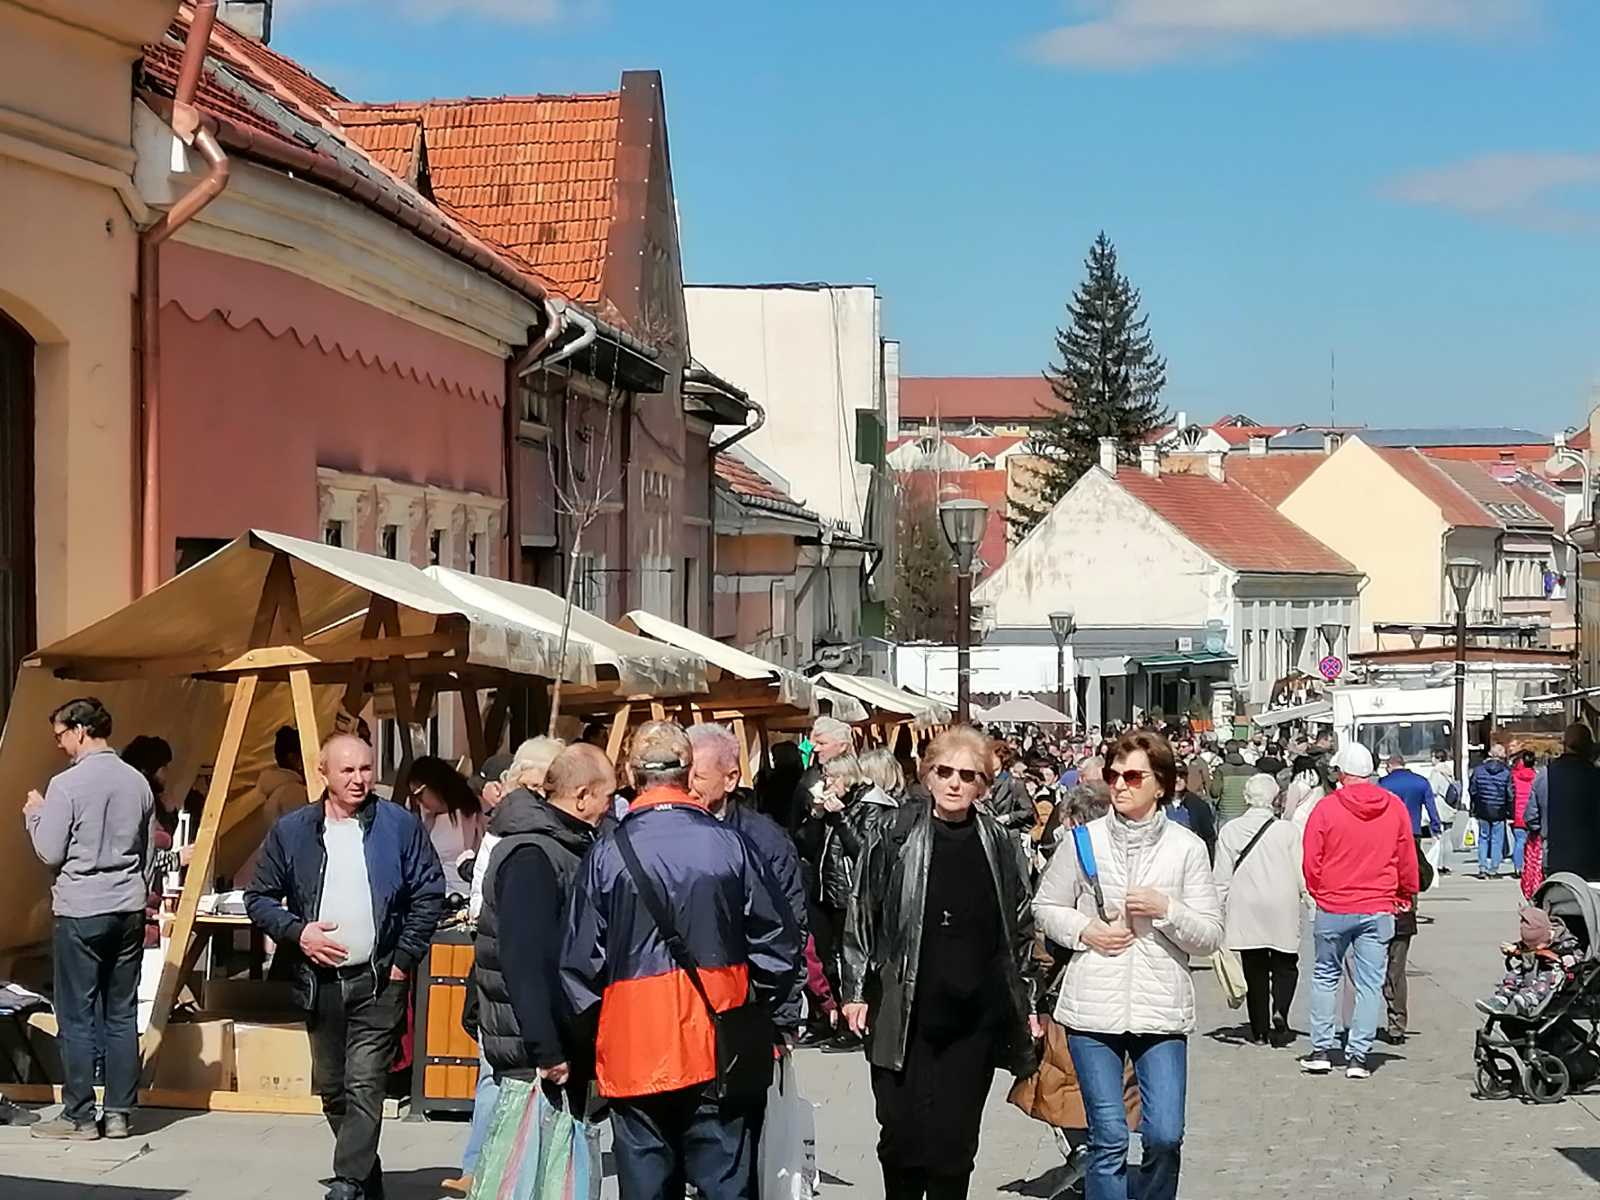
top-left (980, 696), bottom-right (1072, 725)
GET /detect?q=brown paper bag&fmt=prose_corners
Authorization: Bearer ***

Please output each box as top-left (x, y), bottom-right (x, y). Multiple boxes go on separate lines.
top-left (1007, 1020), bottom-right (1142, 1130)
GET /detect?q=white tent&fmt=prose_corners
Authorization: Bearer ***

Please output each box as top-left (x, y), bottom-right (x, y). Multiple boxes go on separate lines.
top-left (979, 695), bottom-right (1073, 725)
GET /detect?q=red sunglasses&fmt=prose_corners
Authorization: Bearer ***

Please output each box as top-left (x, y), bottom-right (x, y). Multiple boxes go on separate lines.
top-left (1104, 768), bottom-right (1151, 790)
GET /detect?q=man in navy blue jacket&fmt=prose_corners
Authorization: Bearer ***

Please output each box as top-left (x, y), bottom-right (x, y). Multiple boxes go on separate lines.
top-left (1378, 754), bottom-right (1443, 841)
top-left (246, 734), bottom-right (444, 1200)
top-left (1469, 745), bottom-right (1514, 880)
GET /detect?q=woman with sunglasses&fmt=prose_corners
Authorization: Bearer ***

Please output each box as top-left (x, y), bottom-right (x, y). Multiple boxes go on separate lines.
top-left (841, 726), bottom-right (1039, 1200)
top-left (1033, 730), bottom-right (1222, 1200)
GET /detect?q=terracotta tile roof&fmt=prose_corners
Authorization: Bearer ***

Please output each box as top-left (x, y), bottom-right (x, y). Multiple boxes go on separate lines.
top-left (1505, 479), bottom-right (1566, 530)
top-left (1211, 423), bottom-right (1288, 445)
top-left (198, 12), bottom-right (345, 128)
top-left (1430, 458), bottom-right (1554, 530)
top-left (1111, 469), bottom-right (1358, 575)
top-left (1376, 449), bottom-right (1499, 529)
top-left (334, 95), bottom-right (621, 303)
top-left (1569, 428), bottom-right (1591, 451)
top-left (140, 36), bottom-right (283, 142)
top-left (900, 377), bottom-right (1064, 423)
top-left (897, 468), bottom-right (1012, 580)
top-left (1222, 454), bottom-right (1322, 507)
top-left (338, 111), bottom-right (424, 183)
top-left (716, 451), bottom-right (814, 519)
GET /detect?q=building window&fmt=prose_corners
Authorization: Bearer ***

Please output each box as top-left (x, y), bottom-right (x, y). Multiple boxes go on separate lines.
top-left (429, 529), bottom-right (443, 566)
top-left (572, 552), bottom-right (601, 614)
top-left (1241, 630), bottom-right (1252, 682)
top-left (519, 379), bottom-right (548, 427)
top-left (323, 521), bottom-right (344, 548)
top-left (174, 537), bottom-right (229, 575)
top-left (468, 533), bottom-right (482, 576)
top-left (380, 524), bottom-right (400, 561)
top-left (1258, 628), bottom-right (1270, 682)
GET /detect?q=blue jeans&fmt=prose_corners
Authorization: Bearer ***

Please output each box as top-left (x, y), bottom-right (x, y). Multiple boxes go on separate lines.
top-left (1511, 826), bottom-right (1528, 873)
top-left (461, 1046), bottom-right (499, 1175)
top-left (609, 1085), bottom-right (763, 1200)
top-left (1067, 1031), bottom-right (1187, 1200)
top-left (1477, 819), bottom-right (1506, 874)
top-left (1310, 910), bottom-right (1394, 1063)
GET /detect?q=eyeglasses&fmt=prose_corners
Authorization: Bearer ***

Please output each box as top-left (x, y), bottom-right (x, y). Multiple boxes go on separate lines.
top-left (51, 725), bottom-right (75, 744)
top-left (1104, 768), bottom-right (1151, 790)
top-left (932, 764), bottom-right (989, 786)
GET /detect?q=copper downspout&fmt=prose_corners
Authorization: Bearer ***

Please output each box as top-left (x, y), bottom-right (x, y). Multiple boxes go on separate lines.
top-left (137, 0), bottom-right (230, 594)
top-left (505, 300), bottom-right (564, 582)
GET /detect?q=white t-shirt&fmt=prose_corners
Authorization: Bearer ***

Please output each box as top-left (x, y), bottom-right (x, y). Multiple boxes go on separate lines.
top-left (318, 816), bottom-right (376, 967)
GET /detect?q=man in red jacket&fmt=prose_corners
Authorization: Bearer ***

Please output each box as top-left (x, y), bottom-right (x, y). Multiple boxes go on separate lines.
top-left (1300, 743), bottom-right (1418, 1080)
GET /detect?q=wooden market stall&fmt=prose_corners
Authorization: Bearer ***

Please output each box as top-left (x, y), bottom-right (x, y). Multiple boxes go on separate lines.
top-left (0, 530), bottom-right (706, 1114)
top-left (812, 670), bottom-right (952, 754)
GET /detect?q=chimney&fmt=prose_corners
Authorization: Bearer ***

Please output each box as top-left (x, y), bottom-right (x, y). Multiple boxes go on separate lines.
top-left (219, 0), bottom-right (273, 41)
top-left (1205, 450), bottom-right (1225, 482)
top-left (1322, 431), bottom-right (1343, 457)
top-left (1140, 444), bottom-right (1160, 478)
top-left (1176, 411), bottom-right (1188, 431)
top-left (1098, 437), bottom-right (1118, 474)
top-left (1247, 435), bottom-right (1268, 457)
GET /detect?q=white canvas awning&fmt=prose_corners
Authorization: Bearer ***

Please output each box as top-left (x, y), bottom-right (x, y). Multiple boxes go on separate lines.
top-left (812, 685), bottom-right (871, 724)
top-left (424, 570), bottom-right (706, 697)
top-left (1252, 699), bottom-right (1334, 728)
top-left (818, 671), bottom-right (952, 727)
top-left (619, 610), bottom-right (813, 711)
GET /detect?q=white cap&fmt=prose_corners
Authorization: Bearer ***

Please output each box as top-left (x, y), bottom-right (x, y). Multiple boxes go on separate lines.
top-left (1332, 743), bottom-right (1375, 780)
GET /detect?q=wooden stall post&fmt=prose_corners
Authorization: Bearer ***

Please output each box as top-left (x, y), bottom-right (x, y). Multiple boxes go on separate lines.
top-left (140, 674), bottom-right (259, 1077)
top-left (733, 717), bottom-right (752, 786)
top-left (289, 666), bottom-right (325, 797)
top-left (460, 685), bottom-right (488, 771)
top-left (605, 704), bottom-right (633, 764)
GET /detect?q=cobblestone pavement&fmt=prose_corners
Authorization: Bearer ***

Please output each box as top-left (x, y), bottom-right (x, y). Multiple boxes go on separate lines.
top-left (4, 859), bottom-right (1598, 1198)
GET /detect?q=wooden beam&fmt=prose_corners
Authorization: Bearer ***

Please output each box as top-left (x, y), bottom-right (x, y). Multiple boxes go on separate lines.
top-left (460, 686), bottom-right (488, 770)
top-left (483, 689), bottom-right (510, 752)
top-left (649, 700), bottom-right (666, 722)
top-left (606, 704), bottom-right (632, 763)
top-left (249, 554), bottom-right (300, 648)
top-left (141, 673), bottom-right (258, 1079)
top-left (342, 602), bottom-right (392, 716)
top-left (733, 717), bottom-right (751, 785)
top-left (288, 667), bottom-right (324, 797)
top-left (1, 1083), bottom-right (326, 1116)
top-left (44, 630), bottom-right (468, 683)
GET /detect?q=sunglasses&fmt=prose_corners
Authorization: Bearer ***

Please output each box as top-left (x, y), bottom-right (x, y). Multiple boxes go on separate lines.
top-left (1104, 768), bottom-right (1151, 790)
top-left (932, 764), bottom-right (989, 786)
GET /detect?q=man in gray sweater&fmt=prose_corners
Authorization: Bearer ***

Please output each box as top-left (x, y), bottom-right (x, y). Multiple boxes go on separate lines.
top-left (23, 697), bottom-right (153, 1141)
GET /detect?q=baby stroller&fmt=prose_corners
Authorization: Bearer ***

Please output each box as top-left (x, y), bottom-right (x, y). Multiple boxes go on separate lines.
top-left (1474, 872), bottom-right (1600, 1104)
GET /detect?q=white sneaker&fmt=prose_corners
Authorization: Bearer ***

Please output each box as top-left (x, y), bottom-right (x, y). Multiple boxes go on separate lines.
top-left (1346, 1058), bottom-right (1371, 1079)
top-left (1298, 1052), bottom-right (1332, 1074)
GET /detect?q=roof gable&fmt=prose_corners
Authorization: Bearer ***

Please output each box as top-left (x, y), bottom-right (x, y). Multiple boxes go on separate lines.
top-left (1373, 447), bottom-right (1499, 529)
top-left (899, 377), bottom-right (1063, 422)
top-left (1112, 470), bottom-right (1358, 575)
top-left (1222, 454), bottom-right (1322, 507)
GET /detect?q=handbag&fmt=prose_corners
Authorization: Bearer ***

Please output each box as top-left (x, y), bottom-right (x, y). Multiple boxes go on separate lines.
top-left (1006, 1018), bottom-right (1142, 1130)
top-left (1212, 817), bottom-right (1278, 1009)
top-left (614, 822), bottom-right (775, 1104)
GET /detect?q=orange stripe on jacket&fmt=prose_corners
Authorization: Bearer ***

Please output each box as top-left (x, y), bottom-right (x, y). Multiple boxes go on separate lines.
top-left (595, 963), bottom-right (749, 1098)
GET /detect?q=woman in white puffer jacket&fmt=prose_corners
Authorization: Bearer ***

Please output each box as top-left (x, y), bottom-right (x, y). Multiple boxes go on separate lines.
top-left (1033, 730), bottom-right (1223, 1200)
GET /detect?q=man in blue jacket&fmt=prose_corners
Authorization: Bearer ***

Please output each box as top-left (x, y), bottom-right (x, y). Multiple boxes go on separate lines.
top-left (1378, 754), bottom-right (1443, 842)
top-left (1469, 744), bottom-right (1514, 880)
top-left (246, 734), bottom-right (444, 1200)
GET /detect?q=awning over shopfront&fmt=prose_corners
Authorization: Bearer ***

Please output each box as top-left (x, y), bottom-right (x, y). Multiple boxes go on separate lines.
top-left (1252, 699), bottom-right (1334, 728)
top-left (1133, 651), bottom-right (1238, 670)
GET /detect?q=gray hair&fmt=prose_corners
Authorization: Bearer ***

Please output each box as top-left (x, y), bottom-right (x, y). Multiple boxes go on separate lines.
top-left (822, 753), bottom-right (866, 787)
top-left (811, 716), bottom-right (852, 745)
top-left (1063, 782), bottom-right (1111, 827)
top-left (628, 720), bottom-right (692, 790)
top-left (506, 736), bottom-right (565, 791)
top-left (857, 747), bottom-right (905, 795)
top-left (1244, 772), bottom-right (1280, 810)
top-left (685, 722), bottom-right (741, 773)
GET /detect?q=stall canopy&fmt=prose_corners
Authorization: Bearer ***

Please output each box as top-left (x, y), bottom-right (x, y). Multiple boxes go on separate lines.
top-left (817, 671), bottom-right (952, 728)
top-left (1252, 699), bottom-right (1334, 728)
top-left (810, 684), bottom-right (871, 725)
top-left (980, 696), bottom-right (1073, 725)
top-left (619, 610), bottom-right (813, 711)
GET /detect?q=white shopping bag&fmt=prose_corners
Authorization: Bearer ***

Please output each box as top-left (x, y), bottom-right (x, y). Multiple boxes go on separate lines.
top-left (759, 1053), bottom-right (818, 1200)
top-left (1422, 837), bottom-right (1445, 892)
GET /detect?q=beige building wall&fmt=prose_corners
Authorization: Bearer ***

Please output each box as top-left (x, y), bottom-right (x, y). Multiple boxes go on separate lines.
top-left (0, 1), bottom-right (180, 642)
top-left (1277, 438), bottom-right (1448, 649)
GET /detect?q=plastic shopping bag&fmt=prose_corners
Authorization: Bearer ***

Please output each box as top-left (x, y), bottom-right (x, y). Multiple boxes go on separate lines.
top-left (759, 1053), bottom-right (818, 1200)
top-left (470, 1078), bottom-right (601, 1200)
top-left (1422, 836), bottom-right (1445, 891)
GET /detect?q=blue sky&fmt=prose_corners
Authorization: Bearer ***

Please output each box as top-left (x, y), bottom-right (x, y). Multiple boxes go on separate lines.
top-left (275, 1), bottom-right (1600, 431)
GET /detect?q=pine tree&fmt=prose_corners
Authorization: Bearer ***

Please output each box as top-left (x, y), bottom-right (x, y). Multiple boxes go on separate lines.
top-left (889, 474), bottom-right (959, 643)
top-left (1010, 232), bottom-right (1169, 536)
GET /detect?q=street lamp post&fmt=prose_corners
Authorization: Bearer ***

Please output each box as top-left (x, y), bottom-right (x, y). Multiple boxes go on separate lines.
top-left (939, 498), bottom-right (990, 724)
top-left (1446, 557), bottom-right (1483, 787)
top-left (1050, 609), bottom-right (1077, 725)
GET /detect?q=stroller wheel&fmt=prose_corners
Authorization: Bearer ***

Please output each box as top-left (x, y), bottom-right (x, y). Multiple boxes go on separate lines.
top-left (1475, 1061), bottom-right (1513, 1101)
top-left (1522, 1052), bottom-right (1571, 1105)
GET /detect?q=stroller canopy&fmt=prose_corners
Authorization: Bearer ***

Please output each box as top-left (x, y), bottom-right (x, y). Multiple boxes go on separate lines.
top-left (1534, 873), bottom-right (1600, 963)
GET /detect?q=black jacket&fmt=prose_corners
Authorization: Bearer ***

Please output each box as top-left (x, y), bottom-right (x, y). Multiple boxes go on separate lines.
top-left (244, 794), bottom-right (444, 1010)
top-left (842, 801), bottom-right (1038, 1078)
top-left (1539, 755), bottom-right (1600, 881)
top-left (796, 784), bottom-right (898, 911)
top-left (985, 771), bottom-right (1034, 830)
top-left (723, 788), bottom-right (808, 1029)
top-left (474, 789), bottom-right (595, 1078)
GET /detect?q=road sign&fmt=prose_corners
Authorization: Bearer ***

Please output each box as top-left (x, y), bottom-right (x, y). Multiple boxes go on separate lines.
top-left (1318, 655), bottom-right (1343, 682)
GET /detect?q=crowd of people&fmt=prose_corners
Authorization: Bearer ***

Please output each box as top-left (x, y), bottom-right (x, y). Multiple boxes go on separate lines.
top-left (21, 692), bottom-right (1600, 1200)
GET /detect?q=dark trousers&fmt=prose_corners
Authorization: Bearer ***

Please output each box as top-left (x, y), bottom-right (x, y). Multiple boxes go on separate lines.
top-left (882, 1165), bottom-right (975, 1199)
top-left (1239, 949), bottom-right (1298, 1042)
top-left (308, 965), bottom-right (405, 1191)
top-left (1385, 934), bottom-right (1413, 1036)
top-left (54, 911), bottom-right (143, 1124)
top-left (809, 901), bottom-right (847, 1001)
top-left (609, 1085), bottom-right (762, 1200)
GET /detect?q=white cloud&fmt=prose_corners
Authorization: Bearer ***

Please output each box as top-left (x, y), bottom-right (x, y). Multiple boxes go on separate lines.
top-left (1382, 152), bottom-right (1600, 233)
top-left (1027, 0), bottom-right (1540, 68)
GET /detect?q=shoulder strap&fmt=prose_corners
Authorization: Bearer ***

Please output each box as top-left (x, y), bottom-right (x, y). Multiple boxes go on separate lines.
top-left (1234, 817), bottom-right (1277, 873)
top-left (1071, 825), bottom-right (1110, 921)
top-left (613, 819), bottom-right (718, 1021)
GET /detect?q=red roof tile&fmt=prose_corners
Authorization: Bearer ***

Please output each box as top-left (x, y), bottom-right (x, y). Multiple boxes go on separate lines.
top-left (339, 112), bottom-right (424, 183)
top-left (1376, 449), bottom-right (1499, 529)
top-left (1211, 423), bottom-right (1288, 445)
top-left (1112, 470), bottom-right (1357, 575)
top-left (900, 377), bottom-right (1063, 423)
top-left (1222, 454), bottom-right (1322, 507)
top-left (1505, 479), bottom-right (1566, 530)
top-left (715, 452), bottom-right (811, 515)
top-left (140, 36), bottom-right (283, 142)
top-left (1430, 458), bottom-right (1554, 530)
top-left (334, 95), bottom-right (621, 303)
top-left (898, 468), bottom-right (1012, 580)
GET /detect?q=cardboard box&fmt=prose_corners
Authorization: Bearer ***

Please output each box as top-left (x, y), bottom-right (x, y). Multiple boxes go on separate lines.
top-left (234, 1021), bottom-right (314, 1098)
top-left (151, 1018), bottom-right (236, 1092)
